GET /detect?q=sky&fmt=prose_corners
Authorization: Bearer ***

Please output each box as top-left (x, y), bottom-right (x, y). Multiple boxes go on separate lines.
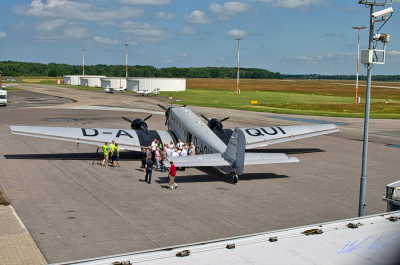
top-left (0, 0), bottom-right (399, 75)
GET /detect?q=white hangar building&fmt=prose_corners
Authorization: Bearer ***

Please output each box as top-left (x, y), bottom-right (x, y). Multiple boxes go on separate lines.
top-left (127, 78), bottom-right (186, 92)
top-left (80, 76), bottom-right (105, 87)
top-left (101, 77), bottom-right (127, 89)
top-left (63, 75), bottom-right (105, 86)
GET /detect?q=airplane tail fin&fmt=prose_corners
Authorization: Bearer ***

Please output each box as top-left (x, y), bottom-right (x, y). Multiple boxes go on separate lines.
top-left (223, 127), bottom-right (246, 175)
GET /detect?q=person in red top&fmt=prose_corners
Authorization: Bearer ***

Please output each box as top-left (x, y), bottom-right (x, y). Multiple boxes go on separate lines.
top-left (168, 161), bottom-right (178, 190)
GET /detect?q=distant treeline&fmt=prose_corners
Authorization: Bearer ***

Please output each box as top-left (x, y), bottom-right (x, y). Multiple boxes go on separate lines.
top-left (0, 61), bottom-right (282, 79)
top-left (282, 74), bottom-right (400, 82)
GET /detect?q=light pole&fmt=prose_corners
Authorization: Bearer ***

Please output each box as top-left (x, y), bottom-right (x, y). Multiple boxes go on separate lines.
top-left (82, 49), bottom-right (85, 76)
top-left (235, 38), bottom-right (242, 95)
top-left (125, 44), bottom-right (129, 86)
top-left (352, 26), bottom-right (366, 104)
top-left (357, 0), bottom-right (393, 217)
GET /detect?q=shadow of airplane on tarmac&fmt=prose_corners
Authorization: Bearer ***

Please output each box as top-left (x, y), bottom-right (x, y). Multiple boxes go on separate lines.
top-left (153, 164), bottom-right (289, 185)
top-left (245, 148), bottom-right (325, 155)
top-left (4, 151), bottom-right (142, 161)
top-left (4, 148), bottom-right (324, 161)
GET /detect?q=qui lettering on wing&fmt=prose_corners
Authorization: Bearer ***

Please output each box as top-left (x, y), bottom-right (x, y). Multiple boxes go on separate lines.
top-left (245, 127), bottom-right (286, 137)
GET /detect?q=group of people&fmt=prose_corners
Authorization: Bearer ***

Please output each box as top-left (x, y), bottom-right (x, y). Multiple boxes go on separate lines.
top-left (101, 140), bottom-right (120, 167)
top-left (101, 138), bottom-right (195, 190)
top-left (141, 139), bottom-right (196, 189)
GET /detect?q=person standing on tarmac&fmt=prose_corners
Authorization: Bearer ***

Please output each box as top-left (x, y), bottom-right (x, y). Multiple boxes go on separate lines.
top-left (144, 156), bottom-right (154, 184)
top-left (189, 142), bottom-right (196, 156)
top-left (160, 147), bottom-right (167, 172)
top-left (169, 161), bottom-right (178, 190)
top-left (110, 140), bottom-right (115, 164)
top-left (141, 149), bottom-right (147, 171)
top-left (112, 143), bottom-right (120, 167)
top-left (102, 142), bottom-right (110, 166)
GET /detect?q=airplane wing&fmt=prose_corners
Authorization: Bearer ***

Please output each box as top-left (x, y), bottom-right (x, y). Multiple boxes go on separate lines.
top-left (9, 126), bottom-right (176, 152)
top-left (242, 124), bottom-right (339, 149)
top-left (163, 152), bottom-right (298, 168)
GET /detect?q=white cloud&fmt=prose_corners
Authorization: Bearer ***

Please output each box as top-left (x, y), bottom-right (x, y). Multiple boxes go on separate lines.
top-left (388, 50), bottom-right (400, 56)
top-left (209, 2), bottom-right (249, 20)
top-left (180, 27), bottom-right (197, 35)
top-left (36, 22), bottom-right (90, 42)
top-left (13, 0), bottom-right (143, 21)
top-left (119, 21), bottom-right (172, 43)
top-left (281, 53), bottom-right (356, 67)
top-left (93, 36), bottom-right (121, 45)
top-left (184, 10), bottom-right (212, 24)
top-left (326, 31), bottom-right (344, 37)
top-left (219, 57), bottom-right (226, 61)
top-left (248, 0), bottom-right (328, 9)
top-left (156, 11), bottom-right (175, 20)
top-left (36, 19), bottom-right (66, 32)
top-left (162, 59), bottom-right (174, 63)
top-left (227, 29), bottom-right (247, 37)
top-left (120, 0), bottom-right (170, 5)
top-left (0, 32), bottom-right (6, 39)
top-left (99, 21), bottom-right (115, 26)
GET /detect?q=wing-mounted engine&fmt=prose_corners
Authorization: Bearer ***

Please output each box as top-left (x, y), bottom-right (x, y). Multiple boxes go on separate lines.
top-left (201, 115), bottom-right (229, 135)
top-left (122, 115), bottom-right (152, 134)
top-left (158, 104), bottom-right (173, 125)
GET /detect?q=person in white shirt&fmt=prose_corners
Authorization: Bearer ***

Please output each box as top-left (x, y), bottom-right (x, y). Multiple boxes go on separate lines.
top-left (177, 139), bottom-right (184, 149)
top-left (166, 146), bottom-right (173, 157)
top-left (181, 148), bottom-right (188, 156)
top-left (151, 139), bottom-right (157, 151)
top-left (169, 141), bottom-right (175, 149)
top-left (172, 149), bottom-right (179, 157)
top-left (177, 148), bottom-right (182, 156)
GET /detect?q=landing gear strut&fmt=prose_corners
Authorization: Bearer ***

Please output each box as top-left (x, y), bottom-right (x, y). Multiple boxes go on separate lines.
top-left (231, 173), bottom-right (239, 184)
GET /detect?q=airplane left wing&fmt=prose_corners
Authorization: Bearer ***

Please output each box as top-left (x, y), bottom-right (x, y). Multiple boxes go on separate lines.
top-left (9, 126), bottom-right (175, 152)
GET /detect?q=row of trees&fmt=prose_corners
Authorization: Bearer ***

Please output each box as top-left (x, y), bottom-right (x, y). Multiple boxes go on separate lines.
top-left (0, 61), bottom-right (282, 79)
top-left (2, 61), bottom-right (398, 81)
top-left (282, 74), bottom-right (400, 82)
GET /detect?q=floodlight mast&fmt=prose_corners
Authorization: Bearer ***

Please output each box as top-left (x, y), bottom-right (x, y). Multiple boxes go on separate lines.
top-left (236, 38), bottom-right (243, 95)
top-left (82, 49), bottom-right (85, 76)
top-left (358, 0), bottom-right (393, 217)
top-left (125, 44), bottom-right (129, 84)
top-left (352, 26), bottom-right (366, 104)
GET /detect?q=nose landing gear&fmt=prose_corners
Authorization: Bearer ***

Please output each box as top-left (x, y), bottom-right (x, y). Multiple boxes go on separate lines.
top-left (231, 172), bottom-right (239, 184)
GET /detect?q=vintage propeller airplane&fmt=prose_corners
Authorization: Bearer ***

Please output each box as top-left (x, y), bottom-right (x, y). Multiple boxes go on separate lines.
top-left (9, 105), bottom-right (339, 183)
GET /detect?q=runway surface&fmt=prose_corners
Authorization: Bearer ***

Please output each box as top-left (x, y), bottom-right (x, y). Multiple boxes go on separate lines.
top-left (0, 84), bottom-right (399, 263)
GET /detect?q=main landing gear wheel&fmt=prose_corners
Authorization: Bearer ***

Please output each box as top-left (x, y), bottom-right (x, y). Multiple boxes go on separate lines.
top-left (231, 173), bottom-right (238, 184)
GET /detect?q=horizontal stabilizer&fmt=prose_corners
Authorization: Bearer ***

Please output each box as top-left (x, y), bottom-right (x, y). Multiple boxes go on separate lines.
top-left (164, 152), bottom-right (298, 168)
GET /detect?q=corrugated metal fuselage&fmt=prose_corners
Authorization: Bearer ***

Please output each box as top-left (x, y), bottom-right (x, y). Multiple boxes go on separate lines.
top-left (167, 107), bottom-right (228, 155)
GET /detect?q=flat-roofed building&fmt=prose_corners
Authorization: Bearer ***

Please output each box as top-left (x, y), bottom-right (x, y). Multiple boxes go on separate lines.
top-left (101, 77), bottom-right (127, 89)
top-left (127, 78), bottom-right (186, 92)
top-left (63, 75), bottom-right (105, 86)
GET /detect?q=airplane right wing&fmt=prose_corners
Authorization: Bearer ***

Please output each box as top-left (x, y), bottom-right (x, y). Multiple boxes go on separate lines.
top-left (242, 124), bottom-right (339, 149)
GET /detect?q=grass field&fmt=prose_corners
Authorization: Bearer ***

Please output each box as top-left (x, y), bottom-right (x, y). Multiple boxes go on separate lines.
top-left (158, 79), bottom-right (400, 119)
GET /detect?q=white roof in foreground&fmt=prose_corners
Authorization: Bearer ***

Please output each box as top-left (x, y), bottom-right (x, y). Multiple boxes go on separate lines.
top-left (52, 211), bottom-right (400, 265)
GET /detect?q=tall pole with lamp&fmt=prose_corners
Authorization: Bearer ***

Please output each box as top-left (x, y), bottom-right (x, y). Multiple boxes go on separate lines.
top-left (82, 49), bottom-right (85, 76)
top-left (358, 0), bottom-right (393, 217)
top-left (235, 38), bottom-right (242, 95)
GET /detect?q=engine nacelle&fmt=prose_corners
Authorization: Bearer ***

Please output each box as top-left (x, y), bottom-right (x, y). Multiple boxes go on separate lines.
top-left (131, 119), bottom-right (149, 133)
top-left (208, 118), bottom-right (225, 134)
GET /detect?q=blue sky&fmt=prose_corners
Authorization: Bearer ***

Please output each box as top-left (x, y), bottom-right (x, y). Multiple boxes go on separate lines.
top-left (0, 0), bottom-right (399, 75)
